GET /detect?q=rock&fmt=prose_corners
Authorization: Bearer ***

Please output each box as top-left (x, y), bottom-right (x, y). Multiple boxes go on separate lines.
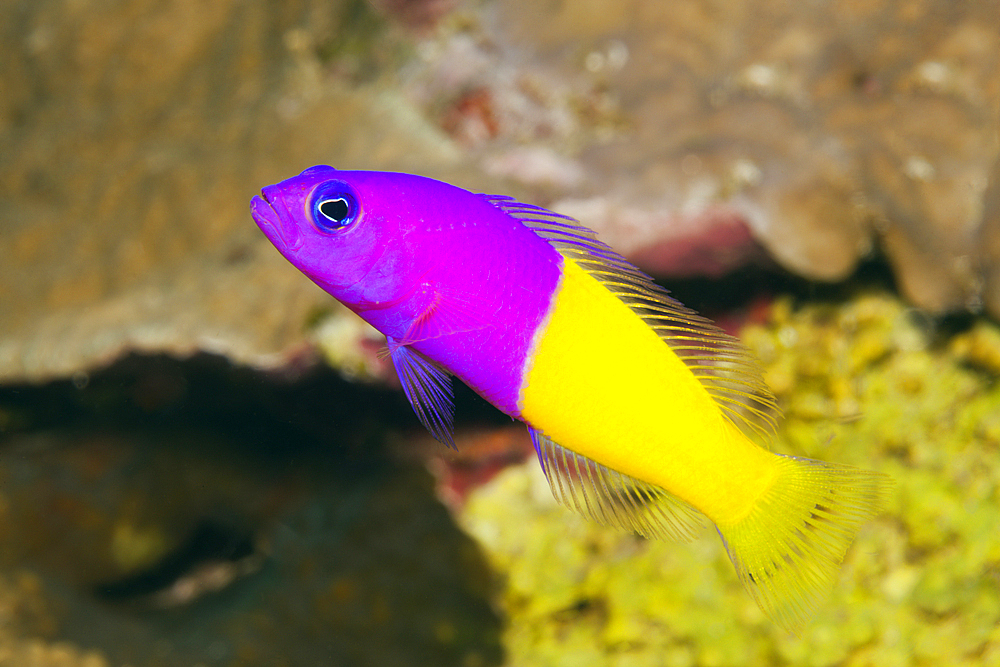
top-left (0, 354), bottom-right (501, 666)
top-left (0, 570), bottom-right (112, 667)
top-left (479, 0), bottom-right (1000, 302)
top-left (0, 0), bottom-right (463, 383)
top-left (2, 0), bottom-right (999, 384)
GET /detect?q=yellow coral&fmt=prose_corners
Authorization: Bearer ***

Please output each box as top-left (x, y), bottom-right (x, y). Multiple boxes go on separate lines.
top-left (460, 289), bottom-right (1000, 666)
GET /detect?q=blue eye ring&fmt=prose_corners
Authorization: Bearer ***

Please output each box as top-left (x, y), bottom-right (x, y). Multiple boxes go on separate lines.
top-left (310, 181), bottom-right (360, 233)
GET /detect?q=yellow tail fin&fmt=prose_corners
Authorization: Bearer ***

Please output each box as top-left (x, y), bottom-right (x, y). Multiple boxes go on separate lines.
top-left (716, 455), bottom-right (891, 633)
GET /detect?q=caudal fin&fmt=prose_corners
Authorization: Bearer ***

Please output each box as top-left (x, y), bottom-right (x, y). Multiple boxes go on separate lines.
top-left (716, 455), bottom-right (890, 633)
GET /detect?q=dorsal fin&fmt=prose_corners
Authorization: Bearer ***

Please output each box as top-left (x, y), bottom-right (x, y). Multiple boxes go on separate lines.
top-left (482, 194), bottom-right (780, 442)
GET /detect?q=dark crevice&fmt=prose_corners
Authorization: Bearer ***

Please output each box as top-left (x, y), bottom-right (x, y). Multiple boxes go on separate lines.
top-left (94, 519), bottom-right (258, 605)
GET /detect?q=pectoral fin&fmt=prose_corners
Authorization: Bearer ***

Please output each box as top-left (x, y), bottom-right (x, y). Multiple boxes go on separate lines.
top-left (395, 283), bottom-right (492, 347)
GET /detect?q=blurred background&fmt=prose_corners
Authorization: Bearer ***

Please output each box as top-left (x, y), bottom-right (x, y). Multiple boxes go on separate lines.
top-left (1, 0), bottom-right (999, 665)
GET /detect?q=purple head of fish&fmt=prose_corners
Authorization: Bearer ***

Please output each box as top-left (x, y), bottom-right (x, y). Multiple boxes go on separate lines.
top-left (251, 165), bottom-right (422, 311)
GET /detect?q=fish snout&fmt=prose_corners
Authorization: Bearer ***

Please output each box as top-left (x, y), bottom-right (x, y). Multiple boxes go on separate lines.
top-left (250, 194), bottom-right (279, 237)
top-left (250, 190), bottom-right (303, 253)
top-left (259, 183), bottom-right (286, 205)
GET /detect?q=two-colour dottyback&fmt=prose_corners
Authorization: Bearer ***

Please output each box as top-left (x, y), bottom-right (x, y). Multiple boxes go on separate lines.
top-left (250, 166), bottom-right (890, 632)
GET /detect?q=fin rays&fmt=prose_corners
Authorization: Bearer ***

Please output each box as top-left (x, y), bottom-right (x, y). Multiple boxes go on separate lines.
top-left (531, 429), bottom-right (706, 542)
top-left (483, 194), bottom-right (780, 441)
top-left (388, 340), bottom-right (456, 449)
top-left (717, 456), bottom-right (891, 633)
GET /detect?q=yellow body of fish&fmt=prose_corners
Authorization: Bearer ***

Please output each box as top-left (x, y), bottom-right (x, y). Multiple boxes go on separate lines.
top-left (520, 257), bottom-right (889, 633)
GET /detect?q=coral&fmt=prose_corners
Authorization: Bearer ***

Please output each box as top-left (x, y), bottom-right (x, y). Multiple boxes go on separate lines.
top-left (460, 290), bottom-right (1000, 666)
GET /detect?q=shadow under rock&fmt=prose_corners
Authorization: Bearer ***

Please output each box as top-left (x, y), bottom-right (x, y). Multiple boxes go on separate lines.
top-left (0, 352), bottom-right (504, 667)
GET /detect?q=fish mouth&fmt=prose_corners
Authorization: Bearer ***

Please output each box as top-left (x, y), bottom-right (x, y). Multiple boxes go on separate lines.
top-left (250, 186), bottom-right (303, 253)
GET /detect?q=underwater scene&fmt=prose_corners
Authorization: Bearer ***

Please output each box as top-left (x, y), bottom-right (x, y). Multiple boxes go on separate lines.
top-left (2, 0), bottom-right (999, 665)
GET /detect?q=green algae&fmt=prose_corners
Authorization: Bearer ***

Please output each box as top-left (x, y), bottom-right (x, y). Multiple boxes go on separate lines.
top-left (459, 290), bottom-right (1000, 666)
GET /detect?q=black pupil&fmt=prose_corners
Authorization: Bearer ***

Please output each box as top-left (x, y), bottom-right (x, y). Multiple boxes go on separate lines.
top-left (319, 198), bottom-right (349, 223)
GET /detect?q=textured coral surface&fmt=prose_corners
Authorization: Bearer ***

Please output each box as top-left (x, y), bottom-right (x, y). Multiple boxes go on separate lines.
top-left (460, 290), bottom-right (1000, 666)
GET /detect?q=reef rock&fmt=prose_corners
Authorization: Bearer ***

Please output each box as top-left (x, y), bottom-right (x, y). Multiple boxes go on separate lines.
top-left (2, 0), bottom-right (999, 383)
top-left (0, 0), bottom-right (464, 382)
top-left (471, 0), bottom-right (1000, 303)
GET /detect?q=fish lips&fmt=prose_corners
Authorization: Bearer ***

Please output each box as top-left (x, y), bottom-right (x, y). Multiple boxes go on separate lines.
top-left (251, 186), bottom-right (304, 254)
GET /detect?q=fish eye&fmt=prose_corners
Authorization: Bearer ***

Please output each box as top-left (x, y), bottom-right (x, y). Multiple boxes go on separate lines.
top-left (320, 198), bottom-right (349, 222)
top-left (310, 182), bottom-right (359, 233)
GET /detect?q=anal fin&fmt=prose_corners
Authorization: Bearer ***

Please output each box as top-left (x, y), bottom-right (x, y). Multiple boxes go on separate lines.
top-left (530, 428), bottom-right (705, 541)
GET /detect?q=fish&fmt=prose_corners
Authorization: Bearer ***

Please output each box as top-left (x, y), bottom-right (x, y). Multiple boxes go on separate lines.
top-left (250, 166), bottom-right (890, 632)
